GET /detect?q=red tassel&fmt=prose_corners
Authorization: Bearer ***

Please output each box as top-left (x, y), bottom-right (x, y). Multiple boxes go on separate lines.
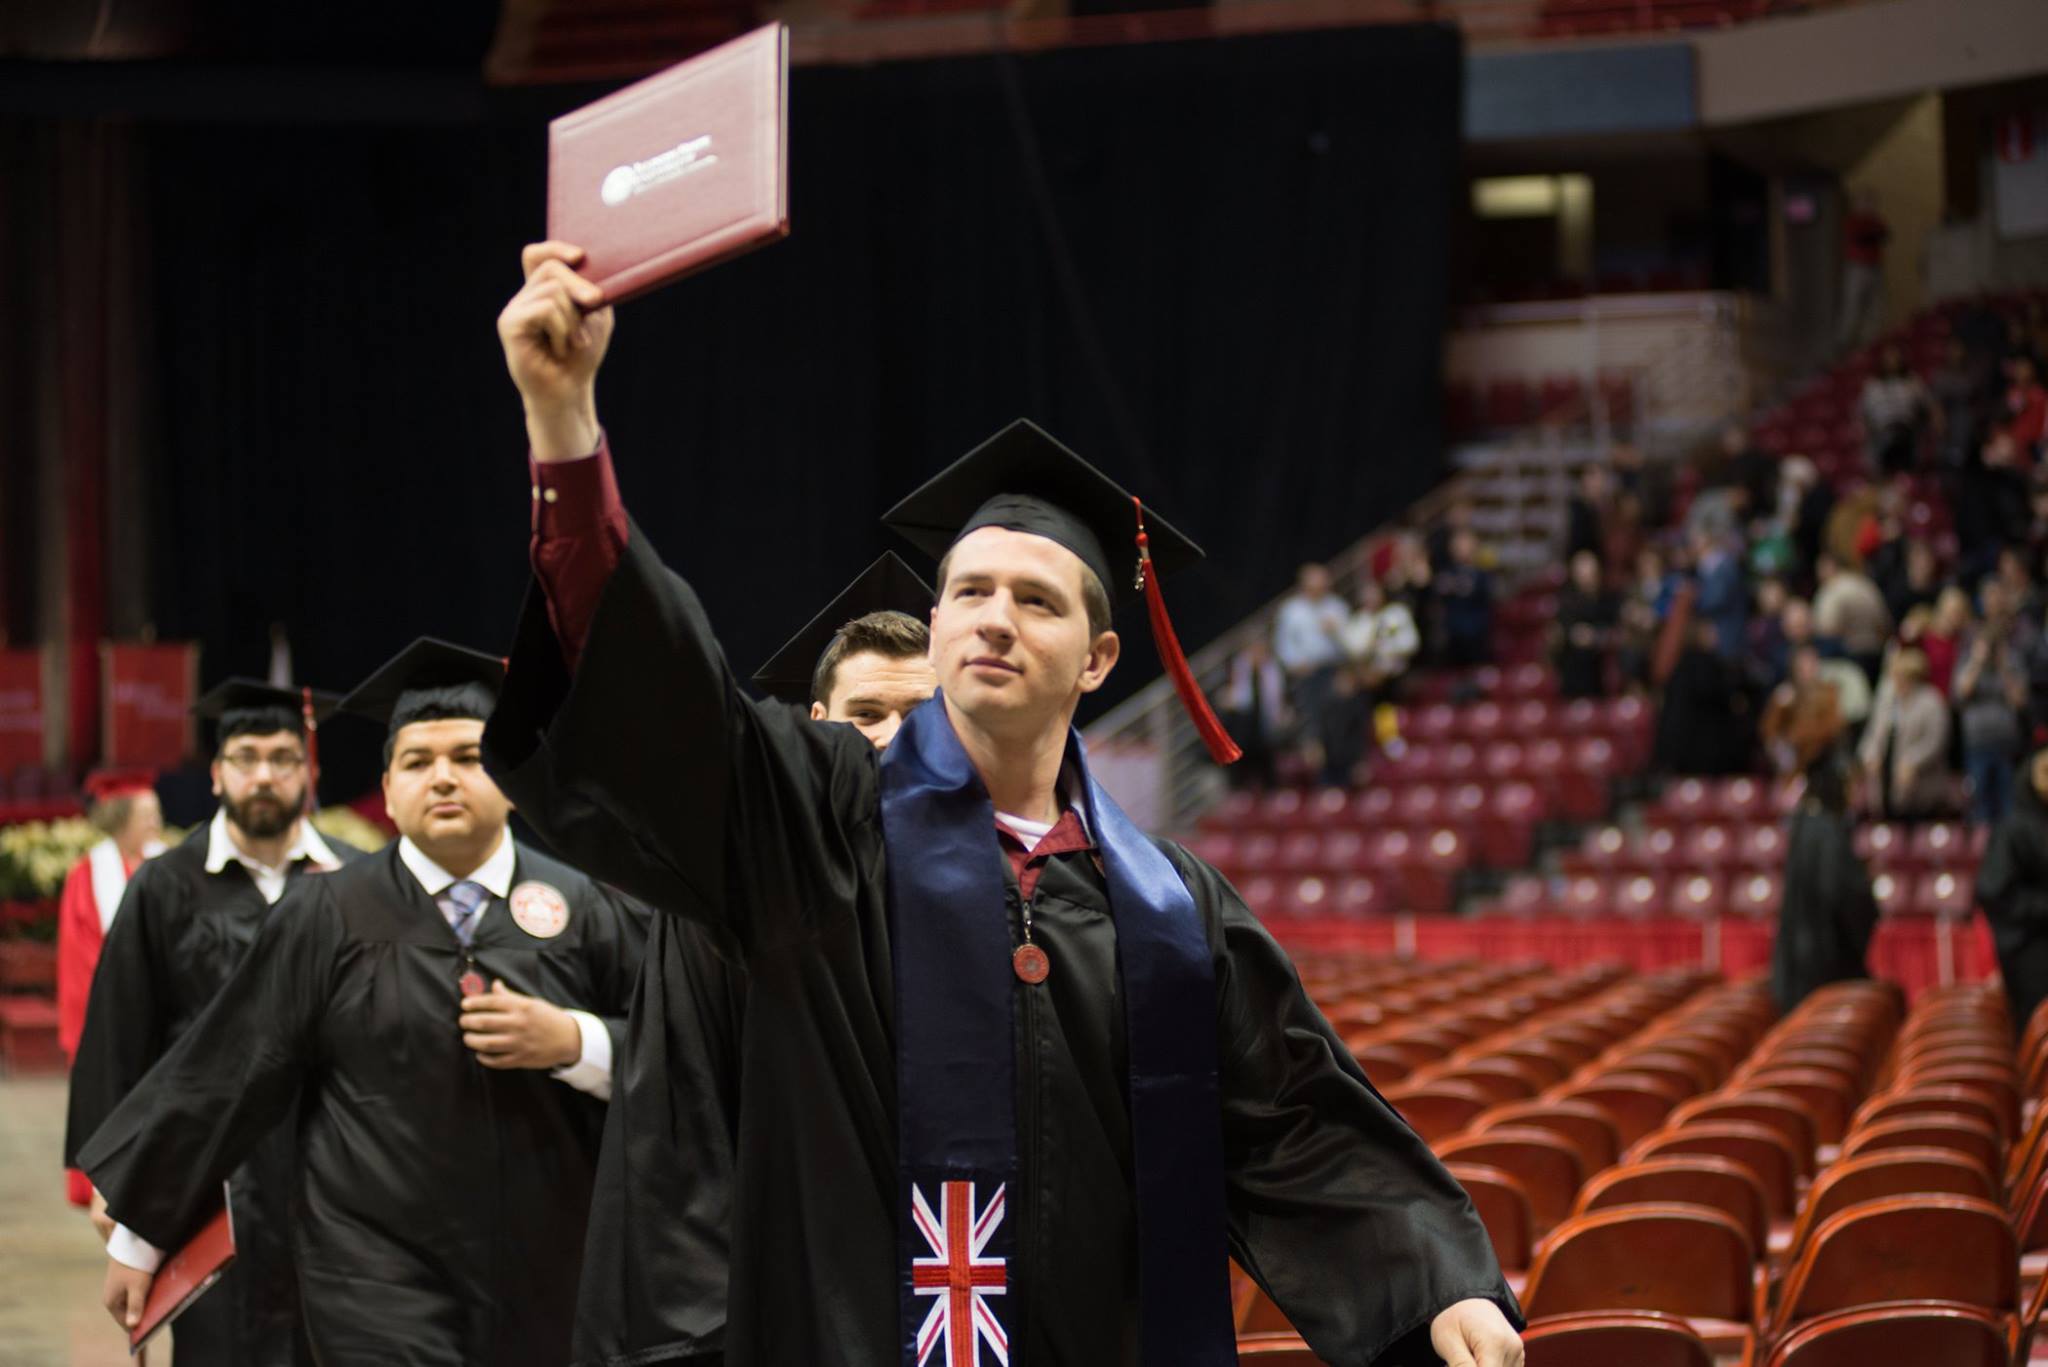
top-left (301, 685), bottom-right (322, 815)
top-left (1133, 497), bottom-right (1241, 766)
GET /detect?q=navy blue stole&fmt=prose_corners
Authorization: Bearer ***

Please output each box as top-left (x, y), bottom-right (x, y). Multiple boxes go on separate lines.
top-left (879, 696), bottom-right (1234, 1366)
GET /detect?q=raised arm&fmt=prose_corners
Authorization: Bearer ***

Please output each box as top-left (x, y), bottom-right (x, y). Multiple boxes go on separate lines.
top-left (483, 243), bottom-right (878, 958)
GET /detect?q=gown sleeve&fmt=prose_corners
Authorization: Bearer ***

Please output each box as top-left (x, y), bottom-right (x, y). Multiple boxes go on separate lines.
top-left (1166, 849), bottom-right (1522, 1366)
top-left (62, 862), bottom-right (174, 1169)
top-left (55, 858), bottom-right (105, 1063)
top-left (485, 516), bottom-right (879, 959)
top-left (74, 876), bottom-right (342, 1252)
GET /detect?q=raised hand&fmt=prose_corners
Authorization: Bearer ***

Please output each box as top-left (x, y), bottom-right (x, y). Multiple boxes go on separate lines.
top-left (498, 241), bottom-right (615, 463)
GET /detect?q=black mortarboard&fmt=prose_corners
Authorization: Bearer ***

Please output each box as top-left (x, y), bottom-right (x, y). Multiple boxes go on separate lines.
top-left (880, 418), bottom-right (1239, 763)
top-left (880, 420), bottom-right (1204, 611)
top-left (337, 639), bottom-right (506, 731)
top-left (194, 679), bottom-right (340, 740)
top-left (752, 552), bottom-right (933, 705)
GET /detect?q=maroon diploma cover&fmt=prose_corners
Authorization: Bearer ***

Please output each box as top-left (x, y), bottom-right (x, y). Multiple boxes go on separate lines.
top-left (547, 23), bottom-right (790, 304)
top-left (130, 1196), bottom-right (236, 1354)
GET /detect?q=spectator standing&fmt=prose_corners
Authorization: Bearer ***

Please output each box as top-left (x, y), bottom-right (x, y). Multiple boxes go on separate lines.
top-left (1220, 638), bottom-right (1289, 791)
top-left (1859, 647), bottom-right (1952, 819)
top-left (1860, 344), bottom-right (1932, 475)
top-left (1565, 465), bottom-right (1610, 565)
top-left (1923, 586), bottom-right (1972, 701)
top-left (1762, 644), bottom-right (1845, 775)
top-left (1655, 621), bottom-right (1753, 776)
top-left (1746, 578), bottom-right (1791, 689)
top-left (1272, 562), bottom-right (1349, 777)
top-left (1813, 552), bottom-right (1893, 681)
top-left (1957, 430), bottom-right (2032, 582)
top-left (1836, 189), bottom-right (1890, 354)
top-left (1929, 337), bottom-right (1985, 469)
top-left (1340, 576), bottom-right (1419, 701)
top-left (1554, 550), bottom-right (1618, 699)
top-left (1785, 457), bottom-right (1835, 586)
top-left (1880, 537), bottom-right (1942, 624)
top-left (1436, 530), bottom-right (1496, 668)
top-left (1979, 744), bottom-right (2048, 1034)
top-left (1953, 600), bottom-right (2031, 824)
top-left (2008, 355), bottom-right (2048, 461)
top-left (1692, 528), bottom-right (1748, 659)
top-left (1770, 761), bottom-right (1879, 1013)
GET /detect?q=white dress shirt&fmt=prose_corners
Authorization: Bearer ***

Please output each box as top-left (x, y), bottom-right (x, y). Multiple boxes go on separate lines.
top-left (204, 808), bottom-right (342, 905)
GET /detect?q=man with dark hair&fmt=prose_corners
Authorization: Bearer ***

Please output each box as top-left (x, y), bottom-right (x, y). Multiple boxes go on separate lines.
top-left (80, 641), bottom-right (648, 1367)
top-left (65, 680), bottom-right (360, 1367)
top-left (577, 555), bottom-right (937, 1367)
top-left (487, 243), bottom-right (1519, 1367)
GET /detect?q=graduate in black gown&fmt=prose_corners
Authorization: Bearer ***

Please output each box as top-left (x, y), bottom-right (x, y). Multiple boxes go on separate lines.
top-left (1979, 744), bottom-right (2048, 1035)
top-left (573, 554), bottom-right (938, 1367)
top-left (81, 641), bottom-right (648, 1367)
top-left (486, 245), bottom-right (1521, 1367)
top-left (65, 680), bottom-right (362, 1367)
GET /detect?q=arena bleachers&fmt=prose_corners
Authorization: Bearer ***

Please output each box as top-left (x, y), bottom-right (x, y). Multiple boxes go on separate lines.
top-left (1236, 960), bottom-right (2048, 1365)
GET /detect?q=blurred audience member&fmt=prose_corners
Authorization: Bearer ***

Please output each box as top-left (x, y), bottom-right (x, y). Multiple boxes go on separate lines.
top-left (1436, 530), bottom-right (1496, 668)
top-left (1273, 562), bottom-right (1348, 776)
top-left (1813, 551), bottom-right (1893, 681)
top-left (1566, 465), bottom-right (1610, 565)
top-left (1220, 637), bottom-right (1289, 791)
top-left (1957, 429), bottom-right (2031, 581)
top-left (1979, 744), bottom-right (2048, 1032)
top-left (1770, 760), bottom-right (1879, 1013)
top-left (1340, 576), bottom-right (1420, 698)
top-left (1784, 456), bottom-right (1834, 585)
top-left (1692, 528), bottom-right (1748, 658)
top-left (1923, 586), bottom-right (1972, 700)
top-left (1762, 644), bottom-right (1845, 775)
top-left (1836, 189), bottom-right (1889, 354)
top-left (1954, 592), bottom-right (2031, 824)
top-left (1746, 578), bottom-right (1790, 688)
top-left (1860, 344), bottom-right (1931, 475)
top-left (1721, 422), bottom-right (1776, 523)
top-left (1930, 337), bottom-right (1984, 469)
top-left (2008, 354), bottom-right (2047, 460)
top-left (1655, 621), bottom-right (1753, 776)
top-left (1554, 551), bottom-right (1618, 699)
top-left (1879, 536), bottom-right (1942, 624)
top-left (1859, 646), bottom-right (1952, 819)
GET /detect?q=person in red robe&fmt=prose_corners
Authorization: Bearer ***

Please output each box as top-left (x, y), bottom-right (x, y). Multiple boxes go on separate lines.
top-left (56, 769), bottom-right (165, 1207)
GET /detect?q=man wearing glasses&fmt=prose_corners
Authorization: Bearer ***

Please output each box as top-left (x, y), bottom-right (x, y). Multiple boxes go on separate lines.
top-left (65, 680), bottom-right (363, 1367)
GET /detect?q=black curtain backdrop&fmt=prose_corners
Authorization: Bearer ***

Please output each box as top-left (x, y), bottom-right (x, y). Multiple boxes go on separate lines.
top-left (128, 25), bottom-right (1460, 797)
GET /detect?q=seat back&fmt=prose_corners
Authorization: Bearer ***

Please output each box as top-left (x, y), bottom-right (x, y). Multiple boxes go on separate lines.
top-left (1477, 1101), bottom-right (1622, 1172)
top-left (1521, 1310), bottom-right (1713, 1367)
top-left (1573, 1156), bottom-right (1769, 1255)
top-left (1629, 1121), bottom-right (1799, 1218)
top-left (1840, 1114), bottom-right (2002, 1179)
top-left (1384, 1081), bottom-right (1493, 1142)
top-left (1669, 1091), bottom-right (1818, 1174)
top-left (1436, 1128), bottom-right (1588, 1232)
top-left (1782, 1146), bottom-right (1996, 1267)
top-left (1557, 1078), bottom-right (1683, 1147)
top-left (1771, 1196), bottom-right (2019, 1335)
top-left (1762, 1300), bottom-right (2012, 1367)
top-left (1852, 1087), bottom-right (2009, 1142)
top-left (1446, 1162), bottom-right (1534, 1273)
top-left (1521, 1204), bottom-right (1754, 1322)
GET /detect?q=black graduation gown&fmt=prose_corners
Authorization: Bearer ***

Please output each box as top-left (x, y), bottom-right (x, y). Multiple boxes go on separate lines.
top-left (1978, 770), bottom-right (2048, 1035)
top-left (1768, 804), bottom-right (1879, 1013)
top-left (63, 824), bottom-right (365, 1367)
top-left (75, 840), bottom-right (648, 1367)
top-left (485, 525), bottom-right (1517, 1367)
top-left (573, 908), bottom-right (744, 1367)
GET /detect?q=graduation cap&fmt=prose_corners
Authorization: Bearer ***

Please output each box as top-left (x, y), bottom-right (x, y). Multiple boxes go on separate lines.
top-left (881, 419), bottom-right (1240, 763)
top-left (752, 552), bottom-right (933, 705)
top-left (338, 639), bottom-right (506, 735)
top-left (194, 679), bottom-right (340, 741)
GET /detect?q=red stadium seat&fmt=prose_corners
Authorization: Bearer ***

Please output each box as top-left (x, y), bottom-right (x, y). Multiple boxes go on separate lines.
top-left (1737, 822), bottom-right (1786, 869)
top-left (1521, 1204), bottom-right (1757, 1356)
top-left (1436, 1128), bottom-right (1588, 1232)
top-left (1446, 1162), bottom-right (1534, 1278)
top-left (1574, 826), bottom-right (1632, 873)
top-left (1522, 1311), bottom-right (1712, 1367)
top-left (1851, 1087), bottom-right (2009, 1142)
top-left (1767, 1196), bottom-right (2017, 1336)
top-left (1659, 778), bottom-right (1714, 824)
top-left (1613, 874), bottom-right (1668, 919)
top-left (1856, 822), bottom-right (1907, 870)
top-left (1669, 873), bottom-right (1726, 920)
top-left (1629, 1121), bottom-right (1799, 1218)
top-left (1840, 1114), bottom-right (2002, 1178)
top-left (1477, 1101), bottom-right (1621, 1170)
top-left (1715, 776), bottom-right (1767, 822)
top-left (1760, 1301), bottom-right (2012, 1367)
top-left (1330, 875), bottom-right (1388, 919)
top-left (1780, 1147), bottom-right (1996, 1266)
top-left (1729, 872), bottom-right (1782, 920)
top-left (1462, 700), bottom-right (1507, 741)
top-left (1384, 1081), bottom-right (1493, 1142)
top-left (1668, 1092), bottom-right (1818, 1174)
top-left (1573, 1155), bottom-right (1769, 1256)
top-left (1258, 788), bottom-right (1313, 829)
top-left (1561, 875), bottom-right (1612, 919)
top-left (1557, 1077), bottom-right (1686, 1147)
top-left (1915, 869), bottom-right (1976, 919)
top-left (1683, 823), bottom-right (1737, 870)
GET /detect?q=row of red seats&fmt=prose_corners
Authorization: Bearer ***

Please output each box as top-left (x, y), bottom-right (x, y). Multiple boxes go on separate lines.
top-left (1397, 694), bottom-right (1650, 747)
top-left (1563, 819), bottom-right (1986, 877)
top-left (1486, 867), bottom-right (1979, 923)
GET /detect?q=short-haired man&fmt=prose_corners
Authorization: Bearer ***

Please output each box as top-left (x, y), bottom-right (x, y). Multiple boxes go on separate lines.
top-left (577, 554), bottom-right (938, 1367)
top-left (82, 642), bottom-right (648, 1367)
top-left (66, 681), bottom-right (359, 1367)
top-left (487, 243), bottom-right (1520, 1367)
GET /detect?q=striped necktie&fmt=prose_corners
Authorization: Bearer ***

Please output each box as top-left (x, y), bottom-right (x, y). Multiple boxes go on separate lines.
top-left (441, 880), bottom-right (488, 947)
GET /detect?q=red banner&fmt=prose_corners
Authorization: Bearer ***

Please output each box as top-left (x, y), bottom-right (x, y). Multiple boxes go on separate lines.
top-left (102, 642), bottom-right (197, 768)
top-left (0, 650), bottom-right (45, 771)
